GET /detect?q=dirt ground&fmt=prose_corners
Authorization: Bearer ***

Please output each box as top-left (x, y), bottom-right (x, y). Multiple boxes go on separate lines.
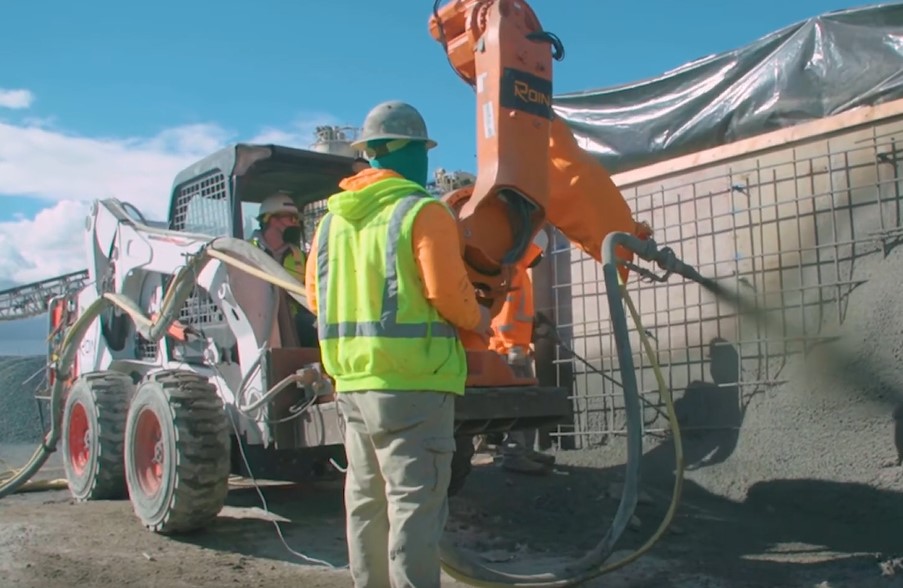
top-left (1, 441), bottom-right (901, 588)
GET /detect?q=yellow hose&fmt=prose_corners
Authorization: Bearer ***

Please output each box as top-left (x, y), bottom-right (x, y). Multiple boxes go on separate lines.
top-left (206, 248), bottom-right (309, 301)
top-left (0, 472), bottom-right (67, 493)
top-left (591, 279), bottom-right (685, 573)
top-left (0, 458), bottom-right (67, 494)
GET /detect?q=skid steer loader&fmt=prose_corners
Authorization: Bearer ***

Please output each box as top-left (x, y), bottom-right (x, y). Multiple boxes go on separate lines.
top-left (42, 142), bottom-right (570, 534)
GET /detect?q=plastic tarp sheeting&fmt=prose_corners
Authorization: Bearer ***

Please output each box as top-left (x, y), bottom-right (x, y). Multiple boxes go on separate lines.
top-left (553, 2), bottom-right (903, 174)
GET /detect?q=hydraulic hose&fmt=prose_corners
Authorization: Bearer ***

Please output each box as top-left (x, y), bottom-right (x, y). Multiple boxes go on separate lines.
top-left (437, 232), bottom-right (687, 587)
top-left (0, 236), bottom-right (312, 499)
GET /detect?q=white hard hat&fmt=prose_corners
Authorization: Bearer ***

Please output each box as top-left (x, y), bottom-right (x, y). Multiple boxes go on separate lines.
top-left (525, 227), bottom-right (549, 269)
top-left (258, 191), bottom-right (299, 219)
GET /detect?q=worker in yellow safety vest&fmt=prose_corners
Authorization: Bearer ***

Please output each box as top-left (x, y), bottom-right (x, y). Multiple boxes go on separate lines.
top-left (304, 100), bottom-right (491, 588)
top-left (249, 191), bottom-right (317, 347)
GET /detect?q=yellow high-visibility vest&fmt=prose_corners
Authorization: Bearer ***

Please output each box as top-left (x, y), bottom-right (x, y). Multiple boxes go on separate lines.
top-left (314, 177), bottom-right (467, 394)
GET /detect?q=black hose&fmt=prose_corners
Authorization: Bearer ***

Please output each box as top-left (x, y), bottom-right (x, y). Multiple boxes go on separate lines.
top-left (437, 233), bottom-right (646, 587)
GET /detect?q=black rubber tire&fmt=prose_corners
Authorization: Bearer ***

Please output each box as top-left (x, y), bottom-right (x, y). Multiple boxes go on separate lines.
top-left (124, 370), bottom-right (231, 534)
top-left (61, 371), bottom-right (134, 501)
top-left (448, 434), bottom-right (475, 497)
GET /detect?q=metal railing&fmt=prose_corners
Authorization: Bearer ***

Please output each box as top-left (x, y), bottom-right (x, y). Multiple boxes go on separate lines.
top-left (0, 271), bottom-right (89, 321)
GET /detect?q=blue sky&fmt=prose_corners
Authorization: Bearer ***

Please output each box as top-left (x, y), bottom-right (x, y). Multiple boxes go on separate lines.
top-left (0, 0), bottom-right (865, 282)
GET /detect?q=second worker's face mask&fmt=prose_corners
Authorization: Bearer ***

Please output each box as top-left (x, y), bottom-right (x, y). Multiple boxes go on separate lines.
top-left (282, 225), bottom-right (303, 246)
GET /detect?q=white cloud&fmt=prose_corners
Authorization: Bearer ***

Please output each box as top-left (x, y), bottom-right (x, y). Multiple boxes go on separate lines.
top-left (0, 89), bottom-right (341, 284)
top-left (247, 121), bottom-right (359, 148)
top-left (0, 88), bottom-right (34, 109)
top-left (0, 200), bottom-right (91, 283)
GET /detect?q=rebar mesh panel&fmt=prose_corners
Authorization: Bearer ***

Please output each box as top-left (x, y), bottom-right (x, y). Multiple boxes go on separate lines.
top-left (548, 119), bottom-right (903, 448)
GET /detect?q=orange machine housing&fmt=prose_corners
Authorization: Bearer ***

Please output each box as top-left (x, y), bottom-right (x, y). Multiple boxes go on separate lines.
top-left (430, 0), bottom-right (552, 306)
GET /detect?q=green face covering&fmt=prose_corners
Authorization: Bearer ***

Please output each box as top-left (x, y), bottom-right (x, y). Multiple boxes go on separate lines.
top-left (368, 140), bottom-right (429, 187)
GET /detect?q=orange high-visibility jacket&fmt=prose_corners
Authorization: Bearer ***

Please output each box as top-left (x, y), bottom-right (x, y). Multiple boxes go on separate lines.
top-left (489, 240), bottom-right (543, 355)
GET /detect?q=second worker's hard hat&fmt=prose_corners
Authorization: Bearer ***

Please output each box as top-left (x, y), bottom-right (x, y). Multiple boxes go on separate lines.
top-left (258, 191), bottom-right (299, 220)
top-left (532, 228), bottom-right (549, 253)
top-left (351, 101), bottom-right (438, 151)
top-left (526, 228), bottom-right (549, 269)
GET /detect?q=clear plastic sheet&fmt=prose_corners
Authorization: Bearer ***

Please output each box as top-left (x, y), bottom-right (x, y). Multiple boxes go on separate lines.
top-left (554, 2), bottom-right (903, 173)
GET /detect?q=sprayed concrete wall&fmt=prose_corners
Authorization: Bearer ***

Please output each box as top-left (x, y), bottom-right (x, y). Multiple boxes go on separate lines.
top-left (537, 99), bottom-right (903, 451)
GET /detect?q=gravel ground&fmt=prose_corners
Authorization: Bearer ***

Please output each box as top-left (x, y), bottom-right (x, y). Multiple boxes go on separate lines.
top-left (0, 355), bottom-right (47, 444)
top-left (0, 445), bottom-right (900, 588)
top-left (670, 246), bottom-right (903, 504)
top-left (0, 247), bottom-right (902, 586)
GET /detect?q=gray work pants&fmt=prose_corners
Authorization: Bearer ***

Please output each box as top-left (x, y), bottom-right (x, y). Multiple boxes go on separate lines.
top-left (337, 390), bottom-right (456, 588)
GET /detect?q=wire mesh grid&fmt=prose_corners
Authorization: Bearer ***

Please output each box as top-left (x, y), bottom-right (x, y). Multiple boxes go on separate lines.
top-left (542, 118), bottom-right (903, 449)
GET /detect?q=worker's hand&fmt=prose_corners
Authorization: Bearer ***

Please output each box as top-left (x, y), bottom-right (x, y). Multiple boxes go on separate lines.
top-left (477, 305), bottom-right (493, 337)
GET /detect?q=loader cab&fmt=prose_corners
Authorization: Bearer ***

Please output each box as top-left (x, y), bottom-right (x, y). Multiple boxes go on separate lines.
top-left (167, 143), bottom-right (358, 241)
top-left (162, 144), bottom-right (357, 362)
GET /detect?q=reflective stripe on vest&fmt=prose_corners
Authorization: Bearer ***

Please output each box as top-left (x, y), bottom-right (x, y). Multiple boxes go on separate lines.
top-left (497, 288), bottom-right (531, 333)
top-left (316, 195), bottom-right (457, 340)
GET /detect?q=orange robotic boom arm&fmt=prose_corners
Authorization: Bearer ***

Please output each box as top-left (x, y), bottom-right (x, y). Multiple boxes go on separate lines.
top-left (429, 0), bottom-right (555, 312)
top-left (429, 0), bottom-right (643, 316)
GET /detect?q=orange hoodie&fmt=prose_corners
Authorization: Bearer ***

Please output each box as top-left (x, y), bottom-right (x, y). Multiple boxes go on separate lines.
top-left (304, 168), bottom-right (482, 332)
top-left (488, 238), bottom-right (543, 354)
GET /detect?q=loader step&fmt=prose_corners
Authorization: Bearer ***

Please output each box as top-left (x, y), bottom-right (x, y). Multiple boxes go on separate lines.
top-left (455, 385), bottom-right (571, 436)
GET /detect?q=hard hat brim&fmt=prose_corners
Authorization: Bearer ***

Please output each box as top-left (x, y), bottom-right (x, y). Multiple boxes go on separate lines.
top-left (350, 135), bottom-right (438, 151)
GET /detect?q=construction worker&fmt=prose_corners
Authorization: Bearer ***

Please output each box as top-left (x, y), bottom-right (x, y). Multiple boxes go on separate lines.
top-left (249, 191), bottom-right (318, 347)
top-left (489, 229), bottom-right (557, 475)
top-left (304, 100), bottom-right (491, 588)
